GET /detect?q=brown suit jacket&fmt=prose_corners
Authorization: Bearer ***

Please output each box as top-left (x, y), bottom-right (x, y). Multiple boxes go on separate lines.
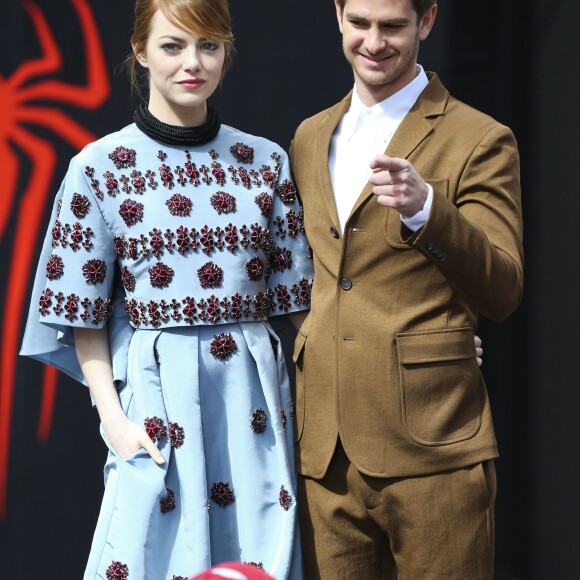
top-left (290, 73), bottom-right (524, 479)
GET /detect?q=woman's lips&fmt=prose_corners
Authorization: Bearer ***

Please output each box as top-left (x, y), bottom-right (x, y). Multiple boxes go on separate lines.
top-left (177, 79), bottom-right (206, 89)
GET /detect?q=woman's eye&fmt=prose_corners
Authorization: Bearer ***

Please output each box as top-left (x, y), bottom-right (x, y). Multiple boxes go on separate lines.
top-left (201, 41), bottom-right (218, 51)
top-left (162, 43), bottom-right (180, 52)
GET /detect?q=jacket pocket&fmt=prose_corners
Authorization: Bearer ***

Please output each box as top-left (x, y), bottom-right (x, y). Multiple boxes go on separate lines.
top-left (396, 327), bottom-right (483, 446)
top-left (292, 327), bottom-right (308, 443)
top-left (385, 179), bottom-right (449, 249)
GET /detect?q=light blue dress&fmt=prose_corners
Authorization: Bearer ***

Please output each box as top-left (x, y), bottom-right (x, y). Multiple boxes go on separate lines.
top-left (20, 123), bottom-right (313, 580)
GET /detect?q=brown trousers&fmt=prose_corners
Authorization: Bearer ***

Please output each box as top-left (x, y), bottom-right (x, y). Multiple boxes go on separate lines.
top-left (298, 441), bottom-right (496, 579)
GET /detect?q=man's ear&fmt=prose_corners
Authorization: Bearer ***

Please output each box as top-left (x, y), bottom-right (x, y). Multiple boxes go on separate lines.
top-left (419, 4), bottom-right (437, 41)
top-left (334, 0), bottom-right (344, 33)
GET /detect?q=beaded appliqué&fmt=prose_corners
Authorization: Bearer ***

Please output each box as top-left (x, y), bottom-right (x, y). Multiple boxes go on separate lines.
top-left (197, 262), bottom-right (223, 289)
top-left (230, 142), bottom-right (255, 164)
top-left (210, 332), bottom-right (238, 361)
top-left (210, 191), bottom-right (237, 215)
top-left (119, 199), bottom-right (144, 227)
top-left (169, 422), bottom-right (185, 448)
top-left (45, 255), bottom-right (64, 280)
top-left (121, 266), bottom-right (136, 292)
top-left (149, 262), bottom-right (174, 289)
top-left (108, 146), bottom-right (136, 170)
top-left (144, 416), bottom-right (167, 443)
top-left (211, 482), bottom-right (235, 507)
top-left (245, 257), bottom-right (265, 281)
top-left (160, 488), bottom-right (176, 513)
top-left (254, 192), bottom-right (273, 217)
top-left (70, 193), bottom-right (91, 219)
top-left (82, 259), bottom-right (107, 285)
top-left (251, 409), bottom-right (267, 434)
top-left (106, 561), bottom-right (129, 580)
top-left (279, 486), bottom-right (292, 511)
top-left (166, 193), bottom-right (193, 217)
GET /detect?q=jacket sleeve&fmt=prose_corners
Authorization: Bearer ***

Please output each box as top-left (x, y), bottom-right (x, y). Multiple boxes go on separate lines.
top-left (409, 124), bottom-right (523, 321)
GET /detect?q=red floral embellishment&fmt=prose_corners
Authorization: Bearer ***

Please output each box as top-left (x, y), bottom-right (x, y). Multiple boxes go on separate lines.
top-left (160, 488), bottom-right (176, 513)
top-left (166, 193), bottom-right (193, 217)
top-left (39, 288), bottom-right (54, 316)
top-left (275, 284), bottom-right (292, 312)
top-left (277, 179), bottom-right (297, 205)
top-left (198, 261), bottom-right (223, 289)
top-left (144, 416), bottom-right (167, 443)
top-left (70, 193), bottom-right (91, 219)
top-left (251, 409), bottom-right (267, 434)
top-left (279, 485), bottom-right (292, 511)
top-left (106, 561), bottom-right (129, 580)
top-left (108, 146), bottom-right (136, 170)
top-left (131, 170), bottom-right (146, 194)
top-left (119, 199), bottom-right (144, 227)
top-left (211, 481), bottom-right (235, 507)
top-left (121, 266), bottom-right (136, 292)
top-left (210, 332), bottom-right (238, 361)
top-left (149, 262), bottom-right (175, 289)
top-left (159, 163), bottom-right (175, 188)
top-left (259, 166), bottom-right (277, 189)
top-left (169, 422), bottom-right (185, 448)
top-left (149, 228), bottom-right (165, 258)
top-left (210, 191), bottom-right (237, 215)
top-left (82, 259), bottom-right (107, 284)
top-left (269, 247), bottom-right (293, 272)
top-left (45, 254), bottom-right (64, 281)
top-left (230, 142), bottom-right (255, 164)
top-left (254, 192), bottom-right (274, 217)
top-left (245, 257), bottom-right (264, 281)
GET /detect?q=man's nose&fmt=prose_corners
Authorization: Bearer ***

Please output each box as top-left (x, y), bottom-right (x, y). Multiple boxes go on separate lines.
top-left (365, 28), bottom-right (386, 54)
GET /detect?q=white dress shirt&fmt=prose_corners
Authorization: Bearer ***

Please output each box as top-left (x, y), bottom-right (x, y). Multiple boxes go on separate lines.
top-left (329, 65), bottom-right (432, 233)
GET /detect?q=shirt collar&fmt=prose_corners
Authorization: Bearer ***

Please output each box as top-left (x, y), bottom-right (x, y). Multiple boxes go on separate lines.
top-left (341, 65), bottom-right (430, 141)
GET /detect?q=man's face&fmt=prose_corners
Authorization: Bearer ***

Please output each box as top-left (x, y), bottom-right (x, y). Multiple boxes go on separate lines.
top-left (335, 0), bottom-right (436, 105)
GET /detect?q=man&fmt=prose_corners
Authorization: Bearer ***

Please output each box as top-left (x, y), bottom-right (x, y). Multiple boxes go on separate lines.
top-left (289, 0), bottom-right (523, 578)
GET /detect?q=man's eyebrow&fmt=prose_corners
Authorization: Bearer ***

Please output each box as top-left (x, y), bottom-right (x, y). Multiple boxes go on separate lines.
top-left (345, 12), bottom-right (410, 26)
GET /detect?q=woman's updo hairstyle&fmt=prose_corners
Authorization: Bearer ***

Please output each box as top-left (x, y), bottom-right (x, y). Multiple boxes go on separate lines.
top-left (127, 0), bottom-right (234, 95)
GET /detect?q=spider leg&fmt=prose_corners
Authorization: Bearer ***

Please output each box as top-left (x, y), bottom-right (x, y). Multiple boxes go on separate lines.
top-left (0, 126), bottom-right (56, 518)
top-left (7, 1), bottom-right (62, 90)
top-left (37, 366), bottom-right (58, 443)
top-left (17, 106), bottom-right (97, 149)
top-left (0, 142), bottom-right (19, 245)
top-left (15, 0), bottom-right (110, 109)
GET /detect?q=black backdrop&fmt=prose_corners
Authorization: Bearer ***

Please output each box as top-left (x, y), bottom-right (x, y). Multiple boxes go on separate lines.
top-left (0, 1), bottom-right (578, 578)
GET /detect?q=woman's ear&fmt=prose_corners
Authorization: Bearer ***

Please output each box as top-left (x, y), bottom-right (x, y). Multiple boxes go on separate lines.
top-left (132, 43), bottom-right (148, 68)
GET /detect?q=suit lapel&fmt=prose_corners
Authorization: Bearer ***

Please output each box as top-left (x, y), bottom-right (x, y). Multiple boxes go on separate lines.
top-left (314, 93), bottom-right (352, 228)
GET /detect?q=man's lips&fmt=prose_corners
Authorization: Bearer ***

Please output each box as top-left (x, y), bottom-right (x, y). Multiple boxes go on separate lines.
top-left (359, 53), bottom-right (394, 65)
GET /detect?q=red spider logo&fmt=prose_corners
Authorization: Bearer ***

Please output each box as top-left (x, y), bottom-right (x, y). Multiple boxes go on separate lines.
top-left (0, 0), bottom-right (110, 517)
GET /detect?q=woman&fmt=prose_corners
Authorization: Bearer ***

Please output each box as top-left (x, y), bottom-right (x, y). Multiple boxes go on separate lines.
top-left (20, 1), bottom-right (312, 578)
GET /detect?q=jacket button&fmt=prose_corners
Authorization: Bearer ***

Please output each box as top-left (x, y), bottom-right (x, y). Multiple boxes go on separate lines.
top-left (330, 226), bottom-right (339, 239)
top-left (340, 278), bottom-right (353, 291)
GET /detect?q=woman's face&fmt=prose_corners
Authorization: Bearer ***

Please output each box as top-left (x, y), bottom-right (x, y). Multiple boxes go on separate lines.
top-left (135, 9), bottom-right (225, 126)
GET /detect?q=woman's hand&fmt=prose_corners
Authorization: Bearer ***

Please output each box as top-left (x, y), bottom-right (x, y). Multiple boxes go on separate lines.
top-left (75, 326), bottom-right (165, 464)
top-left (102, 410), bottom-right (165, 464)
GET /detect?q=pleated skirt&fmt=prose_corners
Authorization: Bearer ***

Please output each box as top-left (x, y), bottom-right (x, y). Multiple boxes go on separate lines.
top-left (84, 321), bottom-right (302, 580)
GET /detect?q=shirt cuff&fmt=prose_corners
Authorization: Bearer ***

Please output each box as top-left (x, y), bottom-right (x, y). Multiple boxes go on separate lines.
top-left (400, 184), bottom-right (433, 232)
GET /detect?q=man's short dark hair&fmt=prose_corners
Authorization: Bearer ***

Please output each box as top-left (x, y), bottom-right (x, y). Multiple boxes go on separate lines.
top-left (336, 0), bottom-right (437, 20)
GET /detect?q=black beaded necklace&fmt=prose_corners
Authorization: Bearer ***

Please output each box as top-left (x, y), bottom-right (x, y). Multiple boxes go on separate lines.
top-left (133, 103), bottom-right (221, 146)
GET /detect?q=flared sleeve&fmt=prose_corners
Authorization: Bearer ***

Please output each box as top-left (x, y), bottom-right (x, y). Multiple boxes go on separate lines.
top-left (20, 155), bottom-right (132, 388)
